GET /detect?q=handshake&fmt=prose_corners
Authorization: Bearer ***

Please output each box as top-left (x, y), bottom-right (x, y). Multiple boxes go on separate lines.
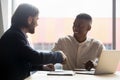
top-left (43, 51), bottom-right (67, 71)
top-left (43, 63), bottom-right (63, 71)
top-left (58, 51), bottom-right (67, 64)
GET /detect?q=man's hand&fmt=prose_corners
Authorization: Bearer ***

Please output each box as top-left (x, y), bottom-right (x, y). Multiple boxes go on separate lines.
top-left (84, 60), bottom-right (94, 71)
top-left (43, 63), bottom-right (55, 71)
top-left (58, 51), bottom-right (67, 64)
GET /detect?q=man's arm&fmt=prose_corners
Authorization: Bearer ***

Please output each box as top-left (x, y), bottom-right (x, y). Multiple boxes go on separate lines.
top-left (15, 36), bottom-right (66, 65)
top-left (31, 63), bottom-right (55, 71)
top-left (52, 38), bottom-right (63, 51)
top-left (52, 38), bottom-right (67, 64)
top-left (84, 41), bottom-right (105, 71)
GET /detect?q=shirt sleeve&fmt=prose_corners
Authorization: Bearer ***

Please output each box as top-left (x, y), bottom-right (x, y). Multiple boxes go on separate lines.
top-left (97, 42), bottom-right (106, 58)
top-left (52, 38), bottom-right (63, 51)
top-left (91, 40), bottom-right (105, 67)
top-left (15, 36), bottom-right (63, 65)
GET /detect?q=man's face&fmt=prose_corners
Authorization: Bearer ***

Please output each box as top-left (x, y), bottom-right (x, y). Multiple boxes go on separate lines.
top-left (27, 15), bottom-right (39, 34)
top-left (73, 19), bottom-right (91, 37)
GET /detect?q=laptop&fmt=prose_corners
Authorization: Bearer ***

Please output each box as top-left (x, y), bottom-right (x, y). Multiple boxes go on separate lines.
top-left (75, 50), bottom-right (120, 75)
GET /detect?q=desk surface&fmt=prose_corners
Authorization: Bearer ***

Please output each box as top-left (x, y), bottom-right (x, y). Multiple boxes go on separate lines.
top-left (25, 71), bottom-right (120, 80)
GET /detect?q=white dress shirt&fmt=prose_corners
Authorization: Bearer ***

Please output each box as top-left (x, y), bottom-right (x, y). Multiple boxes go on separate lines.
top-left (52, 35), bottom-right (105, 70)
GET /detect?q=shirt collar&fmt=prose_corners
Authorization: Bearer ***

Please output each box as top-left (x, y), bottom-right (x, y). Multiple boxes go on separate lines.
top-left (73, 36), bottom-right (88, 45)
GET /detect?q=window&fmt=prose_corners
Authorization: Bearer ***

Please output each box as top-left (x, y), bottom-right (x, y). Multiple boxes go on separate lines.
top-left (116, 0), bottom-right (120, 71)
top-left (116, 0), bottom-right (120, 50)
top-left (13, 0), bottom-right (113, 51)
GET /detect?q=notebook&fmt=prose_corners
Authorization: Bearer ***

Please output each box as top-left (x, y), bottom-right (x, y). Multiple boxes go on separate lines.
top-left (75, 50), bottom-right (120, 75)
top-left (47, 70), bottom-right (75, 76)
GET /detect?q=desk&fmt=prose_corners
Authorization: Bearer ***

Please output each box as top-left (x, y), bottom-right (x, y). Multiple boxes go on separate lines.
top-left (25, 71), bottom-right (120, 80)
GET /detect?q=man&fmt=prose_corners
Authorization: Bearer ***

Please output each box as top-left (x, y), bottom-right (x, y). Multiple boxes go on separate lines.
top-left (52, 13), bottom-right (105, 71)
top-left (0, 3), bottom-right (66, 80)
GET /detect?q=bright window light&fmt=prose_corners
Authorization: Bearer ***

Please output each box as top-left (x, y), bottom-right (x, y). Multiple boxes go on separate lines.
top-left (14, 0), bottom-right (112, 18)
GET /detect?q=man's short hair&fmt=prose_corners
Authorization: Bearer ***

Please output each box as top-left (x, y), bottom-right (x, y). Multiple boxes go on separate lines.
top-left (75, 13), bottom-right (92, 21)
top-left (11, 3), bottom-right (39, 28)
top-left (73, 13), bottom-right (92, 26)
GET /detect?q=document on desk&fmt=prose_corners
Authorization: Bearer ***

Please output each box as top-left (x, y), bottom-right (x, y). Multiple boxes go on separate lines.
top-left (47, 70), bottom-right (75, 76)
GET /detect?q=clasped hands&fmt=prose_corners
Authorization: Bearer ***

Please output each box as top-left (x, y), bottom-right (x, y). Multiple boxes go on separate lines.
top-left (43, 51), bottom-right (67, 71)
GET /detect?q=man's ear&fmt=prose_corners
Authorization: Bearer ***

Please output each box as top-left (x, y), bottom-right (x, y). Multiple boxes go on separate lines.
top-left (88, 25), bottom-right (91, 31)
top-left (28, 16), bottom-right (32, 24)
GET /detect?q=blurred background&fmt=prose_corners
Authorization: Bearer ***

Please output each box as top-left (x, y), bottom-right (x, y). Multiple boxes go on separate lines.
top-left (0, 0), bottom-right (120, 70)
